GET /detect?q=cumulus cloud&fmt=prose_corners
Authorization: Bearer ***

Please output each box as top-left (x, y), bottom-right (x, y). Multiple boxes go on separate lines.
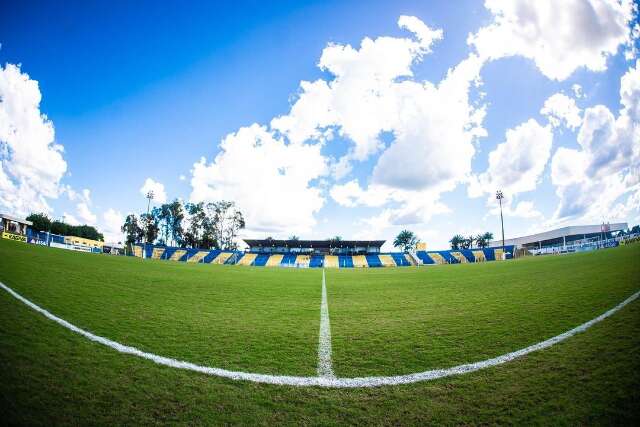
top-left (469, 0), bottom-right (635, 80)
top-left (550, 60), bottom-right (640, 222)
top-left (193, 16), bottom-right (486, 233)
top-left (470, 119), bottom-right (553, 198)
top-left (0, 63), bottom-right (67, 216)
top-left (190, 124), bottom-right (327, 234)
top-left (140, 177), bottom-right (167, 204)
top-left (101, 208), bottom-right (124, 243)
top-left (541, 93), bottom-right (582, 129)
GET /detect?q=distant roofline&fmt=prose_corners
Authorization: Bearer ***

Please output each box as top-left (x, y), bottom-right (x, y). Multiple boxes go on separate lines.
top-left (243, 239), bottom-right (385, 248)
top-left (489, 223), bottom-right (628, 247)
top-left (0, 213), bottom-right (33, 226)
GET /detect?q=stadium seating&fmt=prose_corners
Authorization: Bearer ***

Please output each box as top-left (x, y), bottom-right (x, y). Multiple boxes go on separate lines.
top-left (187, 251), bottom-right (208, 263)
top-left (365, 254), bottom-right (382, 267)
top-left (324, 255), bottom-right (339, 268)
top-left (130, 244), bottom-right (515, 268)
top-left (281, 254), bottom-right (297, 266)
top-left (338, 255), bottom-right (354, 268)
top-left (211, 252), bottom-right (232, 264)
top-left (266, 254), bottom-right (284, 266)
top-left (309, 255), bottom-right (324, 268)
top-left (253, 254), bottom-right (270, 266)
top-left (352, 255), bottom-right (368, 268)
top-left (237, 253), bottom-right (257, 266)
top-left (450, 251), bottom-right (468, 263)
top-left (377, 254), bottom-right (396, 267)
top-left (294, 255), bottom-right (311, 268)
top-left (391, 253), bottom-right (412, 266)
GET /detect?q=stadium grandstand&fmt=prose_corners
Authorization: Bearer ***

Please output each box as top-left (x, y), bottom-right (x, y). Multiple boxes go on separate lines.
top-left (0, 213), bottom-right (31, 243)
top-left (132, 238), bottom-right (515, 267)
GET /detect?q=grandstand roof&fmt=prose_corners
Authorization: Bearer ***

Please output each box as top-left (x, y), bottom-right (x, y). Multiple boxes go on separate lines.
top-left (489, 223), bottom-right (628, 248)
top-left (243, 239), bottom-right (385, 249)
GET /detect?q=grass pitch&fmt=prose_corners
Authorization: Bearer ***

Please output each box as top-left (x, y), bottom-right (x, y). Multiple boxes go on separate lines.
top-left (1, 239), bottom-right (639, 424)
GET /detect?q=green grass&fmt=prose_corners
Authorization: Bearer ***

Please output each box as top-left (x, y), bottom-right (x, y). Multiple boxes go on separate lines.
top-left (1, 238), bottom-right (639, 424)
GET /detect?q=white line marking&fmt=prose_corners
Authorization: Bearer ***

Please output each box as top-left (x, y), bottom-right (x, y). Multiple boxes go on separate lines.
top-left (318, 269), bottom-right (335, 378)
top-left (1, 281), bottom-right (637, 388)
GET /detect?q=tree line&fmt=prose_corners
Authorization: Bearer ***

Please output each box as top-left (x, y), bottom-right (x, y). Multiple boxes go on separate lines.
top-left (449, 232), bottom-right (494, 249)
top-left (121, 199), bottom-right (245, 250)
top-left (26, 213), bottom-right (104, 241)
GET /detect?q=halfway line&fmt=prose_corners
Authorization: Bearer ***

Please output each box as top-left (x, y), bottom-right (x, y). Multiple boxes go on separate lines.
top-left (317, 269), bottom-right (335, 378)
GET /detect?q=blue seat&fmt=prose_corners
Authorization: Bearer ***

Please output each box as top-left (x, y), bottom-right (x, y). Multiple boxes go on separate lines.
top-left (391, 253), bottom-right (411, 266)
top-left (338, 255), bottom-right (354, 268)
top-left (365, 254), bottom-right (382, 267)
top-left (309, 255), bottom-right (324, 268)
top-left (281, 253), bottom-right (297, 266)
top-left (253, 254), bottom-right (270, 266)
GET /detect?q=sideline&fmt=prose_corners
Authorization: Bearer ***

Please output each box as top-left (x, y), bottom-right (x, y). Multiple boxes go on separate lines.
top-left (1, 281), bottom-right (637, 388)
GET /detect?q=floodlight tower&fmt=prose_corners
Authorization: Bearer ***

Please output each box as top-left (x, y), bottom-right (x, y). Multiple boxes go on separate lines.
top-left (496, 190), bottom-right (505, 248)
top-left (145, 190), bottom-right (155, 217)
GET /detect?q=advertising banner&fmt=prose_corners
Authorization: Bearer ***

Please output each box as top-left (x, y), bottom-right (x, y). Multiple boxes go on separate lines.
top-left (2, 232), bottom-right (27, 242)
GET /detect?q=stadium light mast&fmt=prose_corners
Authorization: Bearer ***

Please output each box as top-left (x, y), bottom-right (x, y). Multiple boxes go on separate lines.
top-left (496, 190), bottom-right (505, 248)
top-left (145, 191), bottom-right (155, 217)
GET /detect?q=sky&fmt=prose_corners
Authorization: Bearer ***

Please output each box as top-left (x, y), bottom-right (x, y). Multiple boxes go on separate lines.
top-left (1, 0), bottom-right (639, 249)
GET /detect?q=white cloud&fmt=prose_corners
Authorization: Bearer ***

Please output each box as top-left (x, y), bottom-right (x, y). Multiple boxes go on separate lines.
top-left (489, 200), bottom-right (543, 219)
top-left (140, 177), bottom-right (167, 204)
top-left (469, 0), bottom-right (635, 80)
top-left (194, 16), bottom-right (485, 235)
top-left (470, 119), bottom-right (553, 198)
top-left (0, 63), bottom-right (67, 216)
top-left (101, 208), bottom-right (124, 243)
top-left (190, 124), bottom-right (327, 234)
top-left (550, 60), bottom-right (640, 222)
top-left (541, 93), bottom-right (582, 129)
top-left (179, 174), bottom-right (186, 181)
top-left (572, 84), bottom-right (585, 98)
top-left (76, 202), bottom-right (96, 225)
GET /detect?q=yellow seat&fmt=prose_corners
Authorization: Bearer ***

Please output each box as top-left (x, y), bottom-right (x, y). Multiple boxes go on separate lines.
top-left (428, 252), bottom-right (446, 264)
top-left (378, 254), bottom-right (396, 267)
top-left (494, 248), bottom-right (505, 261)
top-left (324, 255), bottom-right (339, 268)
top-left (237, 253), bottom-right (257, 266)
top-left (211, 252), bottom-right (232, 264)
top-left (352, 255), bottom-right (368, 268)
top-left (472, 250), bottom-right (486, 262)
top-left (451, 252), bottom-right (468, 263)
top-left (133, 246), bottom-right (143, 258)
top-left (170, 249), bottom-right (186, 261)
top-left (266, 254), bottom-right (284, 266)
top-left (187, 251), bottom-right (208, 263)
top-left (404, 254), bottom-right (417, 266)
top-left (295, 255), bottom-right (310, 268)
top-left (152, 247), bottom-right (165, 259)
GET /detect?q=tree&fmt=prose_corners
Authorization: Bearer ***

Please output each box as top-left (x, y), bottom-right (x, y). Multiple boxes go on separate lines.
top-left (26, 213), bottom-right (52, 232)
top-left (393, 230), bottom-right (419, 253)
top-left (207, 201), bottom-right (245, 250)
top-left (461, 235), bottom-right (475, 249)
top-left (184, 202), bottom-right (206, 248)
top-left (450, 234), bottom-right (464, 250)
top-left (140, 213), bottom-right (159, 244)
top-left (475, 234), bottom-right (486, 249)
top-left (121, 214), bottom-right (143, 245)
top-left (167, 199), bottom-right (185, 246)
top-left (289, 235), bottom-right (299, 241)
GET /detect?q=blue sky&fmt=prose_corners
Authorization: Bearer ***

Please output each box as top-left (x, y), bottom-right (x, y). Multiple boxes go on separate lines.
top-left (1, 0), bottom-right (639, 248)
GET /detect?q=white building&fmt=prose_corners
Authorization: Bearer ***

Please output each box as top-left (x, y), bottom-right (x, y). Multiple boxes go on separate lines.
top-left (489, 223), bottom-right (628, 250)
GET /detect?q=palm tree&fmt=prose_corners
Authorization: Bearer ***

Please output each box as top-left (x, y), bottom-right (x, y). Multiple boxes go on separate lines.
top-left (475, 233), bottom-right (486, 248)
top-left (288, 235), bottom-right (300, 241)
top-left (450, 234), bottom-right (464, 250)
top-left (483, 231), bottom-right (494, 247)
top-left (393, 230), bottom-right (419, 252)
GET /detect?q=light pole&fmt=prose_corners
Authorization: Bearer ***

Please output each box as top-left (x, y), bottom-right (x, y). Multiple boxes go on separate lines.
top-left (144, 191), bottom-right (154, 256)
top-left (496, 190), bottom-right (505, 248)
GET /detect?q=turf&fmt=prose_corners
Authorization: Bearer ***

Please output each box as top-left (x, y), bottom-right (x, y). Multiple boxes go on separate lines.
top-left (1, 238), bottom-right (639, 424)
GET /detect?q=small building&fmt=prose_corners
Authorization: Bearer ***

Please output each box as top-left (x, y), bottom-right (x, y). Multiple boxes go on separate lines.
top-left (0, 213), bottom-right (32, 242)
top-left (243, 239), bottom-right (385, 255)
top-left (64, 235), bottom-right (104, 250)
top-left (489, 223), bottom-right (628, 251)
